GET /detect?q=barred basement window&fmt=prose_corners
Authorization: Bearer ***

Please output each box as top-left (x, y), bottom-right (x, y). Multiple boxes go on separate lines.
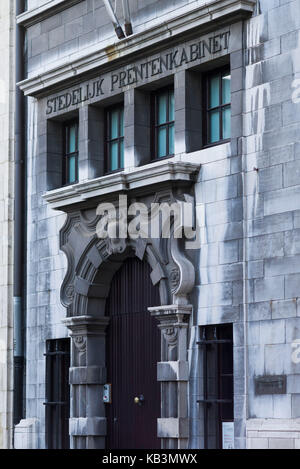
top-left (105, 104), bottom-right (124, 173)
top-left (204, 68), bottom-right (231, 146)
top-left (63, 120), bottom-right (79, 185)
top-left (44, 339), bottom-right (70, 449)
top-left (197, 324), bottom-right (233, 449)
top-left (152, 87), bottom-right (174, 159)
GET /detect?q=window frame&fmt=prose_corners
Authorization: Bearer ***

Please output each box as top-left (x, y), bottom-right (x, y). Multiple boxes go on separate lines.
top-left (151, 86), bottom-right (175, 161)
top-left (203, 67), bottom-right (231, 148)
top-left (62, 119), bottom-right (79, 186)
top-left (105, 103), bottom-right (125, 174)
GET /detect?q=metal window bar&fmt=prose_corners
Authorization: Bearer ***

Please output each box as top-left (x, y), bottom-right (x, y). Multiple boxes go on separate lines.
top-left (44, 351), bottom-right (70, 356)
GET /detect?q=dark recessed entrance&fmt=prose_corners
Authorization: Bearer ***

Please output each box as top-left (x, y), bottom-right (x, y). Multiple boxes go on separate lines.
top-left (105, 257), bottom-right (161, 449)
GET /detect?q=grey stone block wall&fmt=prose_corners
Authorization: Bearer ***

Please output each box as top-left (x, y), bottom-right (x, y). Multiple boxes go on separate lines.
top-left (21, 0), bottom-right (300, 450)
top-left (0, 0), bottom-right (15, 450)
top-left (26, 0), bottom-right (204, 76)
top-left (243, 0), bottom-right (300, 450)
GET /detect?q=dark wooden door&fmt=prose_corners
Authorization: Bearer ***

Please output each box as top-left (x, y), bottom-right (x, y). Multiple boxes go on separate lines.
top-left (106, 257), bottom-right (161, 449)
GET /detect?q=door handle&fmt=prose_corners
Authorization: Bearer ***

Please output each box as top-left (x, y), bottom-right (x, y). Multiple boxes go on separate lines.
top-left (134, 394), bottom-right (145, 406)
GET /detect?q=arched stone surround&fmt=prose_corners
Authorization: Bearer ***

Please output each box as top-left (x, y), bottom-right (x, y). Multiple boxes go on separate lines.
top-left (51, 165), bottom-right (199, 449)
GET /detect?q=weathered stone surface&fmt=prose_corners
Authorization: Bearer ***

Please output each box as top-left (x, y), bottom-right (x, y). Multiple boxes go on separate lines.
top-left (18, 0), bottom-right (300, 452)
top-left (0, 0), bottom-right (14, 450)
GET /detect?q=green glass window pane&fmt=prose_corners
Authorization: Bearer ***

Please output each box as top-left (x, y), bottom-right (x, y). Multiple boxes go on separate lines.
top-left (158, 93), bottom-right (167, 125)
top-left (69, 124), bottom-right (77, 153)
top-left (120, 108), bottom-right (124, 137)
top-left (169, 91), bottom-right (175, 121)
top-left (68, 155), bottom-right (76, 183)
top-left (222, 107), bottom-right (231, 140)
top-left (209, 75), bottom-right (220, 109)
top-left (110, 141), bottom-right (119, 171)
top-left (209, 110), bottom-right (220, 143)
top-left (120, 139), bottom-right (124, 169)
top-left (158, 127), bottom-right (167, 158)
top-left (222, 74), bottom-right (231, 105)
top-left (169, 123), bottom-right (174, 155)
top-left (110, 109), bottom-right (119, 139)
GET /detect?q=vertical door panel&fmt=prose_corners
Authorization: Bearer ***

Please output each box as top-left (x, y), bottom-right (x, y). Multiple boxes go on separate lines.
top-left (106, 257), bottom-right (161, 449)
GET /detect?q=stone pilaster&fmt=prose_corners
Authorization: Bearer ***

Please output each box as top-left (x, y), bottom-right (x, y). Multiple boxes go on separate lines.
top-left (149, 304), bottom-right (192, 449)
top-left (62, 315), bottom-right (110, 449)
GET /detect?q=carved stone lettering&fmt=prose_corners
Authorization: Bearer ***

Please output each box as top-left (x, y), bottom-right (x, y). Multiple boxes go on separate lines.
top-left (46, 31), bottom-right (230, 116)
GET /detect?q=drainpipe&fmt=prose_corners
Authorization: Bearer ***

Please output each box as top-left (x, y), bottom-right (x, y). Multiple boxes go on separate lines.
top-left (103, 0), bottom-right (125, 39)
top-left (13, 0), bottom-right (26, 430)
top-left (122, 0), bottom-right (133, 36)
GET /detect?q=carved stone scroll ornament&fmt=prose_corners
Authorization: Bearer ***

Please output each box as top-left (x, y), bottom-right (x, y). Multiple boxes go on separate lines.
top-left (170, 268), bottom-right (180, 292)
top-left (169, 194), bottom-right (196, 302)
top-left (73, 335), bottom-right (87, 353)
top-left (65, 284), bottom-right (75, 302)
top-left (150, 189), bottom-right (196, 303)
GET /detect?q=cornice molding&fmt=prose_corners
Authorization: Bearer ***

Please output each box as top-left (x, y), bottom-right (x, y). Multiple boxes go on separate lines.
top-left (42, 160), bottom-right (200, 210)
top-left (18, 0), bottom-right (256, 97)
top-left (17, 0), bottom-right (82, 27)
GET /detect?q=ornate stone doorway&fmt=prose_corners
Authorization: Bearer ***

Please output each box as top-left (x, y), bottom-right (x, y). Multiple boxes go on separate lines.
top-left (52, 165), bottom-right (199, 449)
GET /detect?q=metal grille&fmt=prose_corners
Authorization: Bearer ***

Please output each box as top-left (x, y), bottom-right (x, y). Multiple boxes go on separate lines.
top-left (44, 338), bottom-right (70, 449)
top-left (197, 324), bottom-right (233, 449)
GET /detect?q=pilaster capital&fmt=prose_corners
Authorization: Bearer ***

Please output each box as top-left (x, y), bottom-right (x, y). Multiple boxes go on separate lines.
top-left (149, 304), bottom-right (192, 327)
top-left (62, 315), bottom-right (110, 338)
top-left (149, 304), bottom-right (192, 347)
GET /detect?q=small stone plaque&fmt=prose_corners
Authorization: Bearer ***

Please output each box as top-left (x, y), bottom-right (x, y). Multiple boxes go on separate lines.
top-left (255, 375), bottom-right (286, 395)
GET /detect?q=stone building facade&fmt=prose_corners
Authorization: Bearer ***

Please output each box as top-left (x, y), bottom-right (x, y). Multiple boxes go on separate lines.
top-left (0, 0), bottom-right (15, 450)
top-left (13, 0), bottom-right (300, 449)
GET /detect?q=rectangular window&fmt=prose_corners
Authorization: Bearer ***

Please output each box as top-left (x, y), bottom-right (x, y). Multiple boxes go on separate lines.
top-left (106, 105), bottom-right (124, 173)
top-left (152, 87), bottom-right (175, 159)
top-left (197, 324), bottom-right (234, 449)
top-left (45, 339), bottom-right (70, 449)
top-left (204, 69), bottom-right (231, 146)
top-left (63, 120), bottom-right (79, 185)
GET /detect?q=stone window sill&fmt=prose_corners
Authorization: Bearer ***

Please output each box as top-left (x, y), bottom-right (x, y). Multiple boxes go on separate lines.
top-left (43, 159), bottom-right (200, 210)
